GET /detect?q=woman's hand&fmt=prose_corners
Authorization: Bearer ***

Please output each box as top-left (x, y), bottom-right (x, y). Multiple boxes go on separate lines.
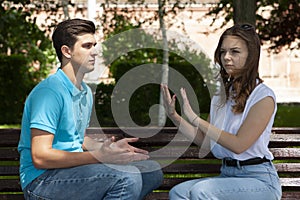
top-left (161, 84), bottom-right (178, 118)
top-left (180, 88), bottom-right (198, 125)
top-left (95, 137), bottom-right (149, 164)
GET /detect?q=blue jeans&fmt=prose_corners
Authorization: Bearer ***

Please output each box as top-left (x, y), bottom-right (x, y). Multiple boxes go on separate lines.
top-left (23, 160), bottom-right (163, 200)
top-left (169, 161), bottom-right (282, 200)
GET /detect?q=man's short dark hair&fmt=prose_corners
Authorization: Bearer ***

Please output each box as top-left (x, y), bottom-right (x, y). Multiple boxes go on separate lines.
top-left (52, 18), bottom-right (96, 62)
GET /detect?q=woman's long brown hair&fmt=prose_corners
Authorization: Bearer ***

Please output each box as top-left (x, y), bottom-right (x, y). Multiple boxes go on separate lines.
top-left (214, 24), bottom-right (263, 113)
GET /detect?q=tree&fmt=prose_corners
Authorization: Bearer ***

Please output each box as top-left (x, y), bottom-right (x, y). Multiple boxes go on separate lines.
top-left (98, 0), bottom-right (202, 126)
top-left (99, 1), bottom-right (191, 39)
top-left (96, 2), bottom-right (215, 127)
top-left (0, 0), bottom-right (57, 124)
top-left (157, 0), bottom-right (169, 126)
top-left (233, 0), bottom-right (256, 25)
top-left (207, 0), bottom-right (300, 52)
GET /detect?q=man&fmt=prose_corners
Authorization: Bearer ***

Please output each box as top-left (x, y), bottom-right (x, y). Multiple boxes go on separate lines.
top-left (18, 18), bottom-right (163, 200)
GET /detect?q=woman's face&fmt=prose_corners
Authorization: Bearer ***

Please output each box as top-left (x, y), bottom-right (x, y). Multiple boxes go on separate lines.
top-left (220, 35), bottom-right (248, 78)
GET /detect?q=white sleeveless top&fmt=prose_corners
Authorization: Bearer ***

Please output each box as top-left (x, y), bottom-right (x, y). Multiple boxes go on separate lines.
top-left (210, 83), bottom-right (277, 160)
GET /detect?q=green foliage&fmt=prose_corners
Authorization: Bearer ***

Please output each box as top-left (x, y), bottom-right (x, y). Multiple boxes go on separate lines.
top-left (274, 103), bottom-right (300, 127)
top-left (0, 3), bottom-right (56, 73)
top-left (0, 55), bottom-right (32, 124)
top-left (94, 83), bottom-right (116, 127)
top-left (95, 59), bottom-right (212, 127)
top-left (0, 1), bottom-right (57, 124)
top-left (96, 13), bottom-right (214, 127)
top-left (256, 0), bottom-right (300, 52)
top-left (98, 0), bottom-right (195, 38)
top-left (206, 0), bottom-right (300, 52)
top-left (101, 29), bottom-right (160, 67)
top-left (1, 6), bottom-right (48, 50)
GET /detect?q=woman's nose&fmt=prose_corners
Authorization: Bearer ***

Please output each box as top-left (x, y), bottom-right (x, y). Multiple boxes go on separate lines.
top-left (224, 51), bottom-right (231, 60)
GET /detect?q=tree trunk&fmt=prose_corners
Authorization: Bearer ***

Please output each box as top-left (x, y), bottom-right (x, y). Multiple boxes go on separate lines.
top-left (62, 0), bottom-right (69, 20)
top-left (88, 0), bottom-right (96, 21)
top-left (233, 0), bottom-right (256, 26)
top-left (158, 0), bottom-right (169, 127)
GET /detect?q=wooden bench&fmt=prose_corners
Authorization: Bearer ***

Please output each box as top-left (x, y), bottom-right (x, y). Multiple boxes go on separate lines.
top-left (0, 127), bottom-right (299, 200)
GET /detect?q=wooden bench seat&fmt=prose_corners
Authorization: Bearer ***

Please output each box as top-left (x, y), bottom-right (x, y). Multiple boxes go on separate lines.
top-left (0, 127), bottom-right (299, 200)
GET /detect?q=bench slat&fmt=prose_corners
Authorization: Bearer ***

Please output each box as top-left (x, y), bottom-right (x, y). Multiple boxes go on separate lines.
top-left (0, 148), bottom-right (19, 161)
top-left (145, 192), bottom-right (169, 200)
top-left (1, 163), bottom-right (299, 176)
top-left (0, 166), bottom-right (19, 176)
top-left (0, 129), bottom-right (20, 147)
top-left (156, 177), bottom-right (300, 191)
top-left (1, 128), bottom-right (300, 147)
top-left (0, 194), bottom-right (24, 200)
top-left (160, 163), bottom-right (300, 174)
top-left (0, 178), bottom-right (298, 193)
top-left (1, 162), bottom-right (300, 175)
top-left (269, 134), bottom-right (300, 148)
top-left (88, 133), bottom-right (300, 148)
top-left (144, 191), bottom-right (300, 200)
top-left (280, 178), bottom-right (300, 188)
top-left (275, 163), bottom-right (300, 173)
top-left (272, 127), bottom-right (300, 134)
top-left (270, 148), bottom-right (300, 159)
top-left (0, 179), bottom-right (21, 192)
top-left (1, 147), bottom-right (299, 161)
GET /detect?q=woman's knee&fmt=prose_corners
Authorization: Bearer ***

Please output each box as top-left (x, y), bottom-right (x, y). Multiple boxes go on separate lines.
top-left (169, 183), bottom-right (189, 199)
top-left (169, 179), bottom-right (206, 200)
top-left (169, 187), bottom-right (178, 199)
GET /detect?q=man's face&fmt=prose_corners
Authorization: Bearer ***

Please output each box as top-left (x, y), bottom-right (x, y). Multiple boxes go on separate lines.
top-left (70, 33), bottom-right (97, 74)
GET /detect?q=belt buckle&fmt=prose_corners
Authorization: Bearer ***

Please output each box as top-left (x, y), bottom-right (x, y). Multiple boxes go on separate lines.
top-left (223, 158), bottom-right (238, 167)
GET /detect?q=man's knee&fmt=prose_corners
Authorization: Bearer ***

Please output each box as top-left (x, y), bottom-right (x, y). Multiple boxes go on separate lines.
top-left (133, 160), bottom-right (163, 187)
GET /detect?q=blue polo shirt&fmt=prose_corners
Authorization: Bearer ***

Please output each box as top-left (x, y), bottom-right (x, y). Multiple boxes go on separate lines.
top-left (18, 69), bottom-right (93, 190)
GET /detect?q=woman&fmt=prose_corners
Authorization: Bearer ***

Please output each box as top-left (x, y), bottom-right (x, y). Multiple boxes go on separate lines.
top-left (162, 23), bottom-right (282, 200)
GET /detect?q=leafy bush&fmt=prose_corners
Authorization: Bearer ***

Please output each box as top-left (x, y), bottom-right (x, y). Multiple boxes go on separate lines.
top-left (0, 4), bottom-right (56, 124)
top-left (274, 103), bottom-right (300, 127)
top-left (0, 55), bottom-right (33, 123)
top-left (95, 60), bottom-right (212, 127)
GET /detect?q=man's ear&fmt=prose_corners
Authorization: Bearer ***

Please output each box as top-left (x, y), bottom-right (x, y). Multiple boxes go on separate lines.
top-left (61, 45), bottom-right (72, 59)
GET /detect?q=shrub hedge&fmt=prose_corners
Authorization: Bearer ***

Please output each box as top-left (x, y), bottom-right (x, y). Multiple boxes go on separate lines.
top-left (95, 61), bottom-right (212, 127)
top-left (0, 55), bottom-right (35, 124)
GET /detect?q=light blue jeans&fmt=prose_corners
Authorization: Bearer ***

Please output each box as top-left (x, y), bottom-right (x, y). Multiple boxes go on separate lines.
top-left (169, 161), bottom-right (282, 200)
top-left (23, 160), bottom-right (163, 200)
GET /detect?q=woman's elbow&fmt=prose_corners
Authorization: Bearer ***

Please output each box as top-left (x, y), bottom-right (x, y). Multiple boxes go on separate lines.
top-left (230, 144), bottom-right (249, 155)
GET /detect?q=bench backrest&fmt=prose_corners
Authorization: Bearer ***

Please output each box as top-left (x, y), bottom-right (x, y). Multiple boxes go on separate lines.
top-left (0, 127), bottom-right (300, 200)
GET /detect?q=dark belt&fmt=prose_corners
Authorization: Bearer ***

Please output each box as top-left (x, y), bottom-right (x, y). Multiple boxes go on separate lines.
top-left (223, 157), bottom-right (270, 167)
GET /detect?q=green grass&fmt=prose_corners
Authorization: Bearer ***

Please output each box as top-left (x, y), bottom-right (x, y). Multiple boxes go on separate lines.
top-left (274, 103), bottom-right (300, 127)
top-left (0, 124), bottom-right (20, 128)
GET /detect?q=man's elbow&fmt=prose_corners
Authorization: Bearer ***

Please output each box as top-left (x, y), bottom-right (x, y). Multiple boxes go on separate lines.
top-left (31, 154), bottom-right (49, 169)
